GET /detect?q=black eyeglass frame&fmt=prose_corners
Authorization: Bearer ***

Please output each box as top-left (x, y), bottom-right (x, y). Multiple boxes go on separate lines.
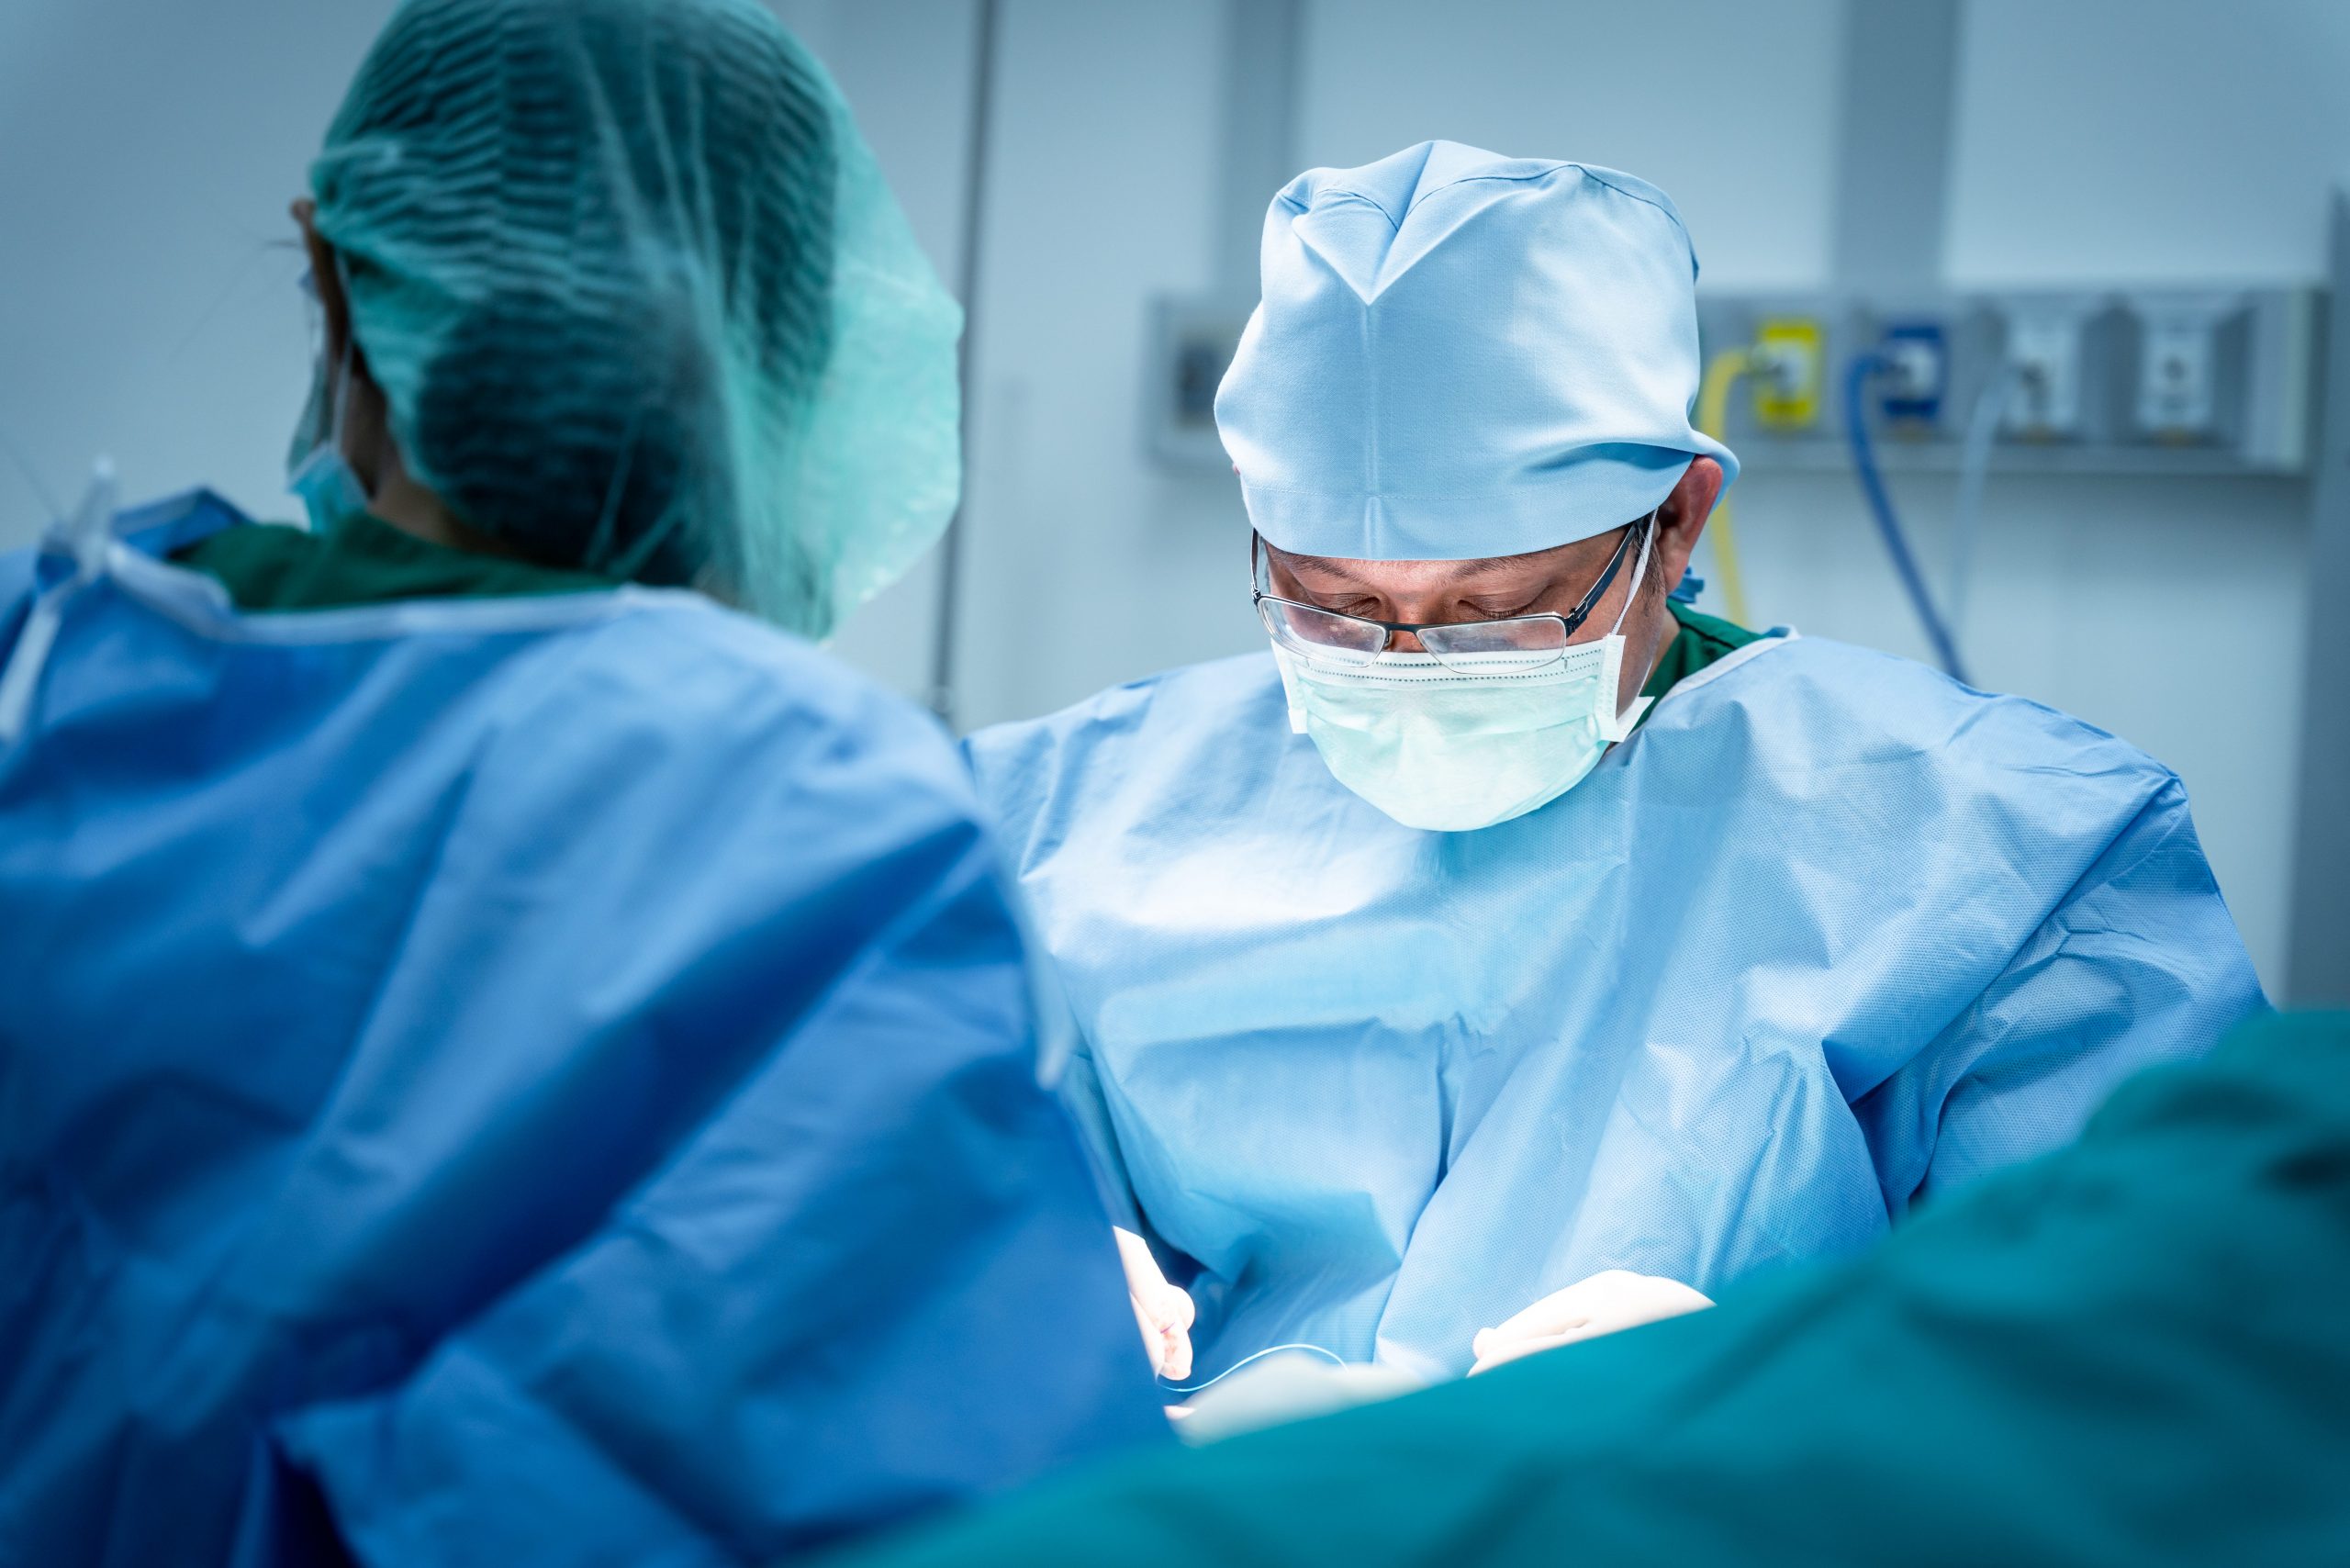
top-left (1249, 511), bottom-right (1653, 667)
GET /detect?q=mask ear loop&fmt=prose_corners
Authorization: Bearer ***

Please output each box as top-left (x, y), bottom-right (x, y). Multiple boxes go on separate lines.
top-left (287, 256), bottom-right (363, 520)
top-left (320, 254), bottom-right (361, 475)
top-left (1251, 533), bottom-right (1316, 735)
top-left (1594, 509), bottom-right (1662, 743)
top-left (1606, 508), bottom-right (1660, 639)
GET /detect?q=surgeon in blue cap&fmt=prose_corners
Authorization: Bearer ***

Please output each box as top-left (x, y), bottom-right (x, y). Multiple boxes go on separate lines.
top-left (967, 141), bottom-right (2267, 1390)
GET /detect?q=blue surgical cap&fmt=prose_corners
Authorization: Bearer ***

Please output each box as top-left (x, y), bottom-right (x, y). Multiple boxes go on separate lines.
top-left (1214, 140), bottom-right (1739, 562)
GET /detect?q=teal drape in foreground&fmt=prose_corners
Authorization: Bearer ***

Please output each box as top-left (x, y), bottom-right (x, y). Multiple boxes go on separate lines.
top-left (852, 1009), bottom-right (2350, 1567)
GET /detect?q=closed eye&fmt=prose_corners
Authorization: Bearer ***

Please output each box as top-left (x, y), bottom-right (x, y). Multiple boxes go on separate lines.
top-left (1463, 598), bottom-right (1545, 621)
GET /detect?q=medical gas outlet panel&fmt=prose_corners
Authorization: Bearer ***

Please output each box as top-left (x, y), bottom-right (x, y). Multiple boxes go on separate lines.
top-left (1692, 287), bottom-right (2321, 477)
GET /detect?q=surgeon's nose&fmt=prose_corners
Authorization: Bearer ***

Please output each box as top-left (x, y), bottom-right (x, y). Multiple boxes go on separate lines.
top-left (1389, 628), bottom-right (1427, 654)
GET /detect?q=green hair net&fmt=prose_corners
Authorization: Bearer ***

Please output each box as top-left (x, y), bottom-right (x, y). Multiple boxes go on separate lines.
top-left (306, 0), bottom-right (962, 638)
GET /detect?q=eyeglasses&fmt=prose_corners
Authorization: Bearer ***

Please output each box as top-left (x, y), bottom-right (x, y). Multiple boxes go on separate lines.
top-left (1252, 513), bottom-right (1651, 673)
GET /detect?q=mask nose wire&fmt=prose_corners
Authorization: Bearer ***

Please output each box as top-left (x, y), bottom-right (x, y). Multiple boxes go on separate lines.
top-left (322, 254), bottom-right (360, 471)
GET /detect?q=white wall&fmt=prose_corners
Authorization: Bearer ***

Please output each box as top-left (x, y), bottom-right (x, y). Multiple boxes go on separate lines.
top-left (921, 0), bottom-right (2331, 1001)
top-left (0, 0), bottom-right (402, 535)
top-left (1925, 0), bottom-right (2350, 994)
top-left (1948, 0), bottom-right (2350, 285)
top-left (905, 0), bottom-right (2329, 994)
top-left (1294, 0), bottom-right (1848, 291)
top-left (942, 0), bottom-right (1241, 732)
top-left (1, 0), bottom-right (2331, 992)
top-left (770, 0), bottom-right (980, 703)
top-left (0, 0), bottom-right (974, 699)
top-left (755, 1), bottom-right (1245, 731)
top-left (889, 0), bottom-right (2322, 991)
top-left (1919, 0), bottom-right (2343, 993)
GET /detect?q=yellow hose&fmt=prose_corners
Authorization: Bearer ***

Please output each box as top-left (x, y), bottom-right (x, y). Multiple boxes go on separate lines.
top-left (1694, 349), bottom-right (1753, 626)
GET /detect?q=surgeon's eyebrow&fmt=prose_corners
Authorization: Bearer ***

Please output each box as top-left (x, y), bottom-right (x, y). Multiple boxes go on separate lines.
top-left (1274, 548), bottom-right (1569, 588)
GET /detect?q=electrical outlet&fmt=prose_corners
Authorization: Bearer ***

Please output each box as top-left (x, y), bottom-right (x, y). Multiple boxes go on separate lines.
top-left (2000, 299), bottom-right (2096, 440)
top-left (1875, 320), bottom-right (1947, 423)
top-left (2131, 293), bottom-right (2236, 442)
top-left (1751, 318), bottom-right (1823, 431)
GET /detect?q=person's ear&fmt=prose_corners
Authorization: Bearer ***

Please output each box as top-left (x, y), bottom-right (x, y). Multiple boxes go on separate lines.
top-left (292, 197), bottom-right (352, 369)
top-left (1654, 456), bottom-right (1722, 595)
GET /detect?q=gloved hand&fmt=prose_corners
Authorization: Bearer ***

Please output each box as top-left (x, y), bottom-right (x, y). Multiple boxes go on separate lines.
top-left (1114, 1226), bottom-right (1195, 1381)
top-left (1469, 1270), bottom-right (1713, 1374)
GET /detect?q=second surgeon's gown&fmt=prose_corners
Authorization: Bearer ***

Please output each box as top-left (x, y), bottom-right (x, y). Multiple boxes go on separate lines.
top-left (966, 631), bottom-right (2267, 1384)
top-left (0, 493), bottom-right (1164, 1567)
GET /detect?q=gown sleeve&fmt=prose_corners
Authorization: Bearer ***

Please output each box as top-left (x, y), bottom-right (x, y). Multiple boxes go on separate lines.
top-left (1855, 772), bottom-right (2269, 1215)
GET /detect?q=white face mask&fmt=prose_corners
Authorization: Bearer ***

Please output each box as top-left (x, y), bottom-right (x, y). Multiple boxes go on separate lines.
top-left (1270, 523), bottom-right (1656, 833)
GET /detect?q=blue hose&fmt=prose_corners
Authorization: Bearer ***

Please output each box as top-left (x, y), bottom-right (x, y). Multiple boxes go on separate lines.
top-left (1843, 355), bottom-right (1972, 685)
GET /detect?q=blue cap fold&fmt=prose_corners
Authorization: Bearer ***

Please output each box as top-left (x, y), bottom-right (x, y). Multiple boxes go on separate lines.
top-left (1216, 140), bottom-right (1738, 561)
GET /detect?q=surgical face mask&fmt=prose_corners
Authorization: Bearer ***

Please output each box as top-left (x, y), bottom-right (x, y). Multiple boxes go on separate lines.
top-left (285, 268), bottom-right (369, 535)
top-left (1270, 524), bottom-right (1658, 833)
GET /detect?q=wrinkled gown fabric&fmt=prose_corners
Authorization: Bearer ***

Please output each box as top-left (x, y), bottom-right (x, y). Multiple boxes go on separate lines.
top-left (965, 634), bottom-right (2266, 1383)
top-left (847, 1009), bottom-right (2350, 1568)
top-left (0, 492), bottom-right (1163, 1568)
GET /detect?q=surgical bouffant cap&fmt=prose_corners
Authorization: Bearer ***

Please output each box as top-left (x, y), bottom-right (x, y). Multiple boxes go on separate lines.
top-left (1215, 140), bottom-right (1738, 562)
top-left (309, 0), bottom-right (961, 636)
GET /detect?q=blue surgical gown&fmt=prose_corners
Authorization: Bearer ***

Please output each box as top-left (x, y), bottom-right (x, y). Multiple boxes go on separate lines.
top-left (0, 493), bottom-right (1164, 1567)
top-left (964, 634), bottom-right (2268, 1383)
